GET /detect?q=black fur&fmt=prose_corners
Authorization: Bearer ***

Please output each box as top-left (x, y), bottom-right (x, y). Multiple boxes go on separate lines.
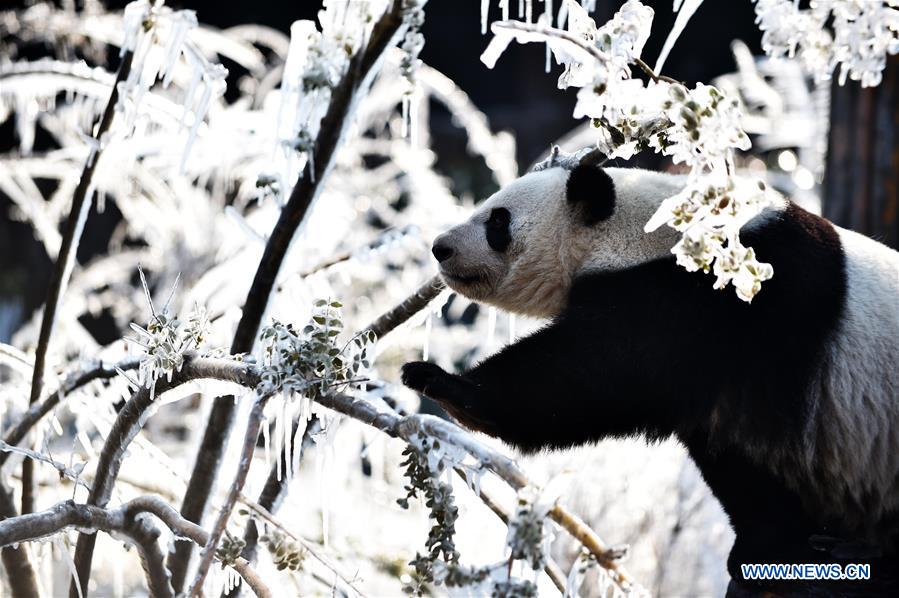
top-left (401, 203), bottom-right (898, 593)
top-left (485, 207), bottom-right (512, 252)
top-left (565, 163), bottom-right (616, 225)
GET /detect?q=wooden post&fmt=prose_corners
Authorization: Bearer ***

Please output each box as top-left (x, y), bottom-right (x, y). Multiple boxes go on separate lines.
top-left (823, 55), bottom-right (899, 250)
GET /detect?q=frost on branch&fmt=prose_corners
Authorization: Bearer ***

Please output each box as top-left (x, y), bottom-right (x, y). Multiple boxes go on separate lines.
top-left (126, 271), bottom-right (210, 398)
top-left (397, 434), bottom-right (551, 596)
top-left (481, 0), bottom-right (776, 301)
top-left (754, 0), bottom-right (899, 87)
top-left (255, 300), bottom-right (374, 401)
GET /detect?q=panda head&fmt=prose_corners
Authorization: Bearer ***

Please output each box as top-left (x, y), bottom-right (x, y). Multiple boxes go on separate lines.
top-left (431, 156), bottom-right (685, 318)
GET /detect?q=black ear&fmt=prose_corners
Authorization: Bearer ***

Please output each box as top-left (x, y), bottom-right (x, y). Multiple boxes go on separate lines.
top-left (566, 163), bottom-right (616, 225)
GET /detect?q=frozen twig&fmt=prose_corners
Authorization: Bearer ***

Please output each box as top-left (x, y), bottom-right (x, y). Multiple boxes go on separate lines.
top-left (222, 416), bottom-right (320, 598)
top-left (188, 395), bottom-right (272, 596)
top-left (0, 495), bottom-right (271, 598)
top-left (365, 275), bottom-right (446, 339)
top-left (172, 3), bottom-right (411, 589)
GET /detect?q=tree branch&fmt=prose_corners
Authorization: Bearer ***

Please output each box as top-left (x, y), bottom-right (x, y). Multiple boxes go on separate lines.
top-left (70, 357), bottom-right (255, 598)
top-left (187, 396), bottom-right (271, 596)
top-left (0, 496), bottom-right (271, 598)
top-left (62, 353), bottom-right (638, 595)
top-left (171, 3), bottom-right (411, 590)
top-left (22, 45), bottom-right (136, 517)
top-left (366, 275), bottom-right (445, 339)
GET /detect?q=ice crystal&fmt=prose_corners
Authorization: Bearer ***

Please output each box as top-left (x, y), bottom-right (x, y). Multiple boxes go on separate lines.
top-left (754, 0), bottom-right (899, 87)
top-left (126, 270), bottom-right (210, 398)
top-left (482, 0), bottom-right (776, 301)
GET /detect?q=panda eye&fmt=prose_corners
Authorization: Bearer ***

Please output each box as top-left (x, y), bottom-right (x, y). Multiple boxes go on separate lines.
top-left (485, 208), bottom-right (511, 252)
top-left (486, 208), bottom-right (510, 227)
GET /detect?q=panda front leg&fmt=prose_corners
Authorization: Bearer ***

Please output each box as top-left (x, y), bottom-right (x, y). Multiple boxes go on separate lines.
top-left (402, 318), bottom-right (655, 453)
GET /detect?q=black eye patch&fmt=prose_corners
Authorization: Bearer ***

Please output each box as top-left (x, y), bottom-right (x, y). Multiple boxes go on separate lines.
top-left (485, 207), bottom-right (511, 252)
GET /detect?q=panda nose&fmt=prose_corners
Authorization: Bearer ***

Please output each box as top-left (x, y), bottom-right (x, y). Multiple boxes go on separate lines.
top-left (432, 241), bottom-right (454, 263)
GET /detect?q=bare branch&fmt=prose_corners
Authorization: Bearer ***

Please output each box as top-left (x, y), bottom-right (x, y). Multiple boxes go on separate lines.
top-left (172, 3), bottom-right (411, 590)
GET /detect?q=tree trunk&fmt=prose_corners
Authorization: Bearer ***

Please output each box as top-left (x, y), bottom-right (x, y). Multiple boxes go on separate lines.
top-left (823, 55), bottom-right (899, 249)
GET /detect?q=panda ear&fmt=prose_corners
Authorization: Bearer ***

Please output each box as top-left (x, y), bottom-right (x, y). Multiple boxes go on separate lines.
top-left (565, 163), bottom-right (616, 225)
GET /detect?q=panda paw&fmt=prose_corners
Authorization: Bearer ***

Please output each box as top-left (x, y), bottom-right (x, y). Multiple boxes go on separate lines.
top-left (401, 362), bottom-right (496, 435)
top-left (401, 361), bottom-right (454, 397)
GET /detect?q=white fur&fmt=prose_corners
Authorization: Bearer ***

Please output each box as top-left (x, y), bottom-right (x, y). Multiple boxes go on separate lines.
top-left (805, 228), bottom-right (899, 534)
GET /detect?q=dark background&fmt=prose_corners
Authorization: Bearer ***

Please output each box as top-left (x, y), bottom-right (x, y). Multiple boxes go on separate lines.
top-left (0, 0), bottom-right (764, 338)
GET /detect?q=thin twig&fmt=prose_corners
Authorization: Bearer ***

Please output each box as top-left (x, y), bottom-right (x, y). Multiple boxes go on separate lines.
top-left (171, 3), bottom-right (410, 590)
top-left (22, 45), bottom-right (137, 517)
top-left (492, 20), bottom-right (680, 86)
top-left (191, 395), bottom-right (364, 598)
top-left (365, 275), bottom-right (445, 339)
top-left (188, 396), bottom-right (271, 596)
top-left (222, 415), bottom-right (321, 598)
top-left (633, 57), bottom-right (679, 85)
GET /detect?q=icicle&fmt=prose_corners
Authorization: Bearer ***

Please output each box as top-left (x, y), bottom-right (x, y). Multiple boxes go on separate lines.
top-left (54, 535), bottom-right (83, 598)
top-left (291, 410), bottom-right (306, 478)
top-left (481, 0), bottom-right (490, 34)
top-left (283, 398), bottom-right (292, 485)
top-left (557, 0), bottom-right (569, 28)
top-left (422, 312), bottom-right (432, 361)
top-left (526, 0), bottom-right (533, 22)
top-left (509, 313), bottom-right (517, 343)
top-left (543, 2), bottom-right (553, 73)
top-left (161, 11), bottom-right (198, 88)
top-left (273, 399), bottom-right (284, 482)
top-left (262, 412), bottom-right (271, 471)
top-left (181, 64), bottom-right (227, 172)
top-left (501, 0), bottom-right (510, 20)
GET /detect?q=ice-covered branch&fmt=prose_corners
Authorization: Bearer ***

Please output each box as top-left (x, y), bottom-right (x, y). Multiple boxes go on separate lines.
top-left (22, 22), bottom-right (138, 518)
top-left (70, 355), bottom-right (255, 597)
top-left (366, 275), bottom-right (446, 339)
top-left (0, 496), bottom-right (271, 598)
top-left (483, 0), bottom-right (777, 302)
top-left (754, 0), bottom-right (899, 88)
top-left (173, 4), bottom-right (415, 588)
top-left (188, 395), bottom-right (271, 596)
top-left (0, 497), bottom-right (174, 597)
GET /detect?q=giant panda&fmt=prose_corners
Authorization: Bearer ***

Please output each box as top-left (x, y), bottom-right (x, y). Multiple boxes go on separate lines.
top-left (401, 149), bottom-right (899, 595)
